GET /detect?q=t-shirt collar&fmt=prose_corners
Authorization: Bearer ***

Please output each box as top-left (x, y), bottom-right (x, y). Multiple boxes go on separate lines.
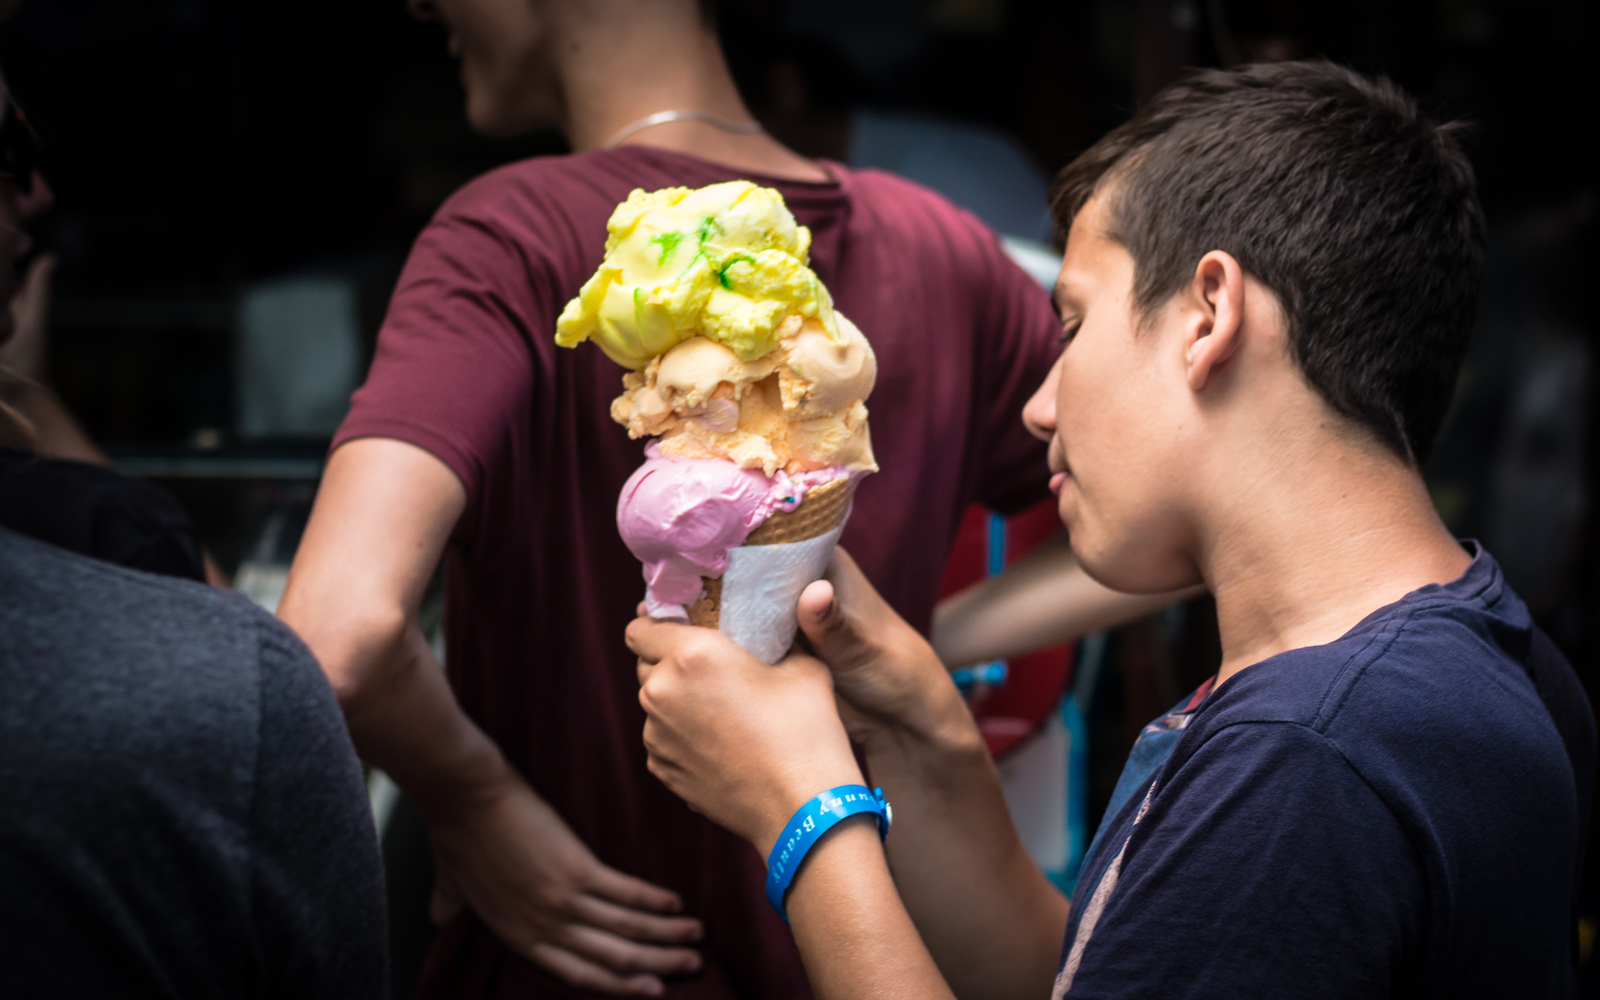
top-left (590, 145), bottom-right (849, 209)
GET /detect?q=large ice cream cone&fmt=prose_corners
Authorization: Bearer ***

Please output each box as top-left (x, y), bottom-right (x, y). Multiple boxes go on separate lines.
top-left (557, 180), bottom-right (877, 662)
top-left (688, 477), bottom-right (856, 629)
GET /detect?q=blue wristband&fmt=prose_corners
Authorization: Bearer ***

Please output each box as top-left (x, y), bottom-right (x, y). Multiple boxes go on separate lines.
top-left (764, 784), bottom-right (892, 921)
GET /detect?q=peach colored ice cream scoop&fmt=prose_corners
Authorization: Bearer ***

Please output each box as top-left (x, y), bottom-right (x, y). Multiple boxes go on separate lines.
top-left (611, 313), bottom-right (877, 476)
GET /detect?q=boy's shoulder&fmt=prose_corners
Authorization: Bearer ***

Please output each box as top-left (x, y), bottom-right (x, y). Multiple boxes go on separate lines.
top-left (1065, 545), bottom-right (1588, 996)
top-left (1187, 544), bottom-right (1585, 817)
top-left (1203, 545), bottom-right (1539, 732)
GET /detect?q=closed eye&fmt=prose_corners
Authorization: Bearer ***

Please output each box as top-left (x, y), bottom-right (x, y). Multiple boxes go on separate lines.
top-left (1056, 321), bottom-right (1081, 346)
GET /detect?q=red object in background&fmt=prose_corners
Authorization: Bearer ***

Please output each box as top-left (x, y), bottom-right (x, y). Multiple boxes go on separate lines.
top-left (937, 501), bottom-right (1075, 758)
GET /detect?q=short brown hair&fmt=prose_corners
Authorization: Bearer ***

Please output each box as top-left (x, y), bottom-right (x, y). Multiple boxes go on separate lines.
top-left (1051, 61), bottom-right (1484, 465)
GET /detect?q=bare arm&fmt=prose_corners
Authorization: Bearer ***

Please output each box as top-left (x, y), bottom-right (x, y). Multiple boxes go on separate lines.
top-left (933, 530), bottom-right (1203, 667)
top-left (803, 552), bottom-right (1069, 1000)
top-left (785, 818), bottom-right (955, 1000)
top-left (279, 437), bottom-right (485, 805)
top-left (280, 437), bottom-right (703, 996)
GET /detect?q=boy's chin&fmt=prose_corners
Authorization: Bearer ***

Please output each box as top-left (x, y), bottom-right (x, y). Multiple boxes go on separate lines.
top-left (1074, 531), bottom-right (1198, 596)
top-left (1061, 488), bottom-right (1199, 593)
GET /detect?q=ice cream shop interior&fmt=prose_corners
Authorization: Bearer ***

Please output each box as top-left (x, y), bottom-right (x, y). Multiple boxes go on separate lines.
top-left (1, 0), bottom-right (1596, 997)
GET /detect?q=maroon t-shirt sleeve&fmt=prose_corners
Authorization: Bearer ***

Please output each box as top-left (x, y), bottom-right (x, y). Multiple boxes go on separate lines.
top-left (967, 231), bottom-right (1061, 516)
top-left (334, 191), bottom-right (551, 530)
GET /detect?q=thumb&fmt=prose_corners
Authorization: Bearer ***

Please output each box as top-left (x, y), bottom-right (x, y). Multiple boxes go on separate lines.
top-left (796, 578), bottom-right (877, 673)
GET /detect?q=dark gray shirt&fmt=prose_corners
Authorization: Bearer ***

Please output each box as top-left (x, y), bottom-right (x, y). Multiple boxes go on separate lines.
top-left (0, 527), bottom-right (388, 998)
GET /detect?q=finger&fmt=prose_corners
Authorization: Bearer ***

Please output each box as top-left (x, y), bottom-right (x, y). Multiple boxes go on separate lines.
top-left (554, 924), bottom-right (702, 978)
top-left (625, 615), bottom-right (686, 663)
top-left (526, 941), bottom-right (669, 997)
top-left (585, 862), bottom-right (687, 914)
top-left (796, 578), bottom-right (835, 627)
top-left (643, 744), bottom-right (691, 797)
top-left (796, 570), bottom-right (879, 673)
top-left (572, 893), bottom-right (704, 944)
top-left (637, 601), bottom-right (649, 617)
top-left (640, 724), bottom-right (696, 802)
top-left (773, 648), bottom-right (834, 687)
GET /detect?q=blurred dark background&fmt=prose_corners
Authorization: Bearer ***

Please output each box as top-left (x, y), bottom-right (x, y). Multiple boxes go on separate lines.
top-left (2, 0), bottom-right (1595, 993)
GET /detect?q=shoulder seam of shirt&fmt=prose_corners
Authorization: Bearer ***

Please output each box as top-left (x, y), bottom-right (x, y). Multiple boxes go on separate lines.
top-left (1312, 582), bottom-right (1501, 733)
top-left (1236, 560), bottom-right (1505, 737)
top-left (1310, 610), bottom-right (1416, 732)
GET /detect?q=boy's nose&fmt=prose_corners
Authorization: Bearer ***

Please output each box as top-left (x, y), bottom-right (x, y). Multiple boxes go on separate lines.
top-left (1022, 355), bottom-right (1061, 443)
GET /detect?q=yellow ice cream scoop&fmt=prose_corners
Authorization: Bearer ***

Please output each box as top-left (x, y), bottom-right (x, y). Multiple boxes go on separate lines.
top-left (556, 181), bottom-right (840, 369)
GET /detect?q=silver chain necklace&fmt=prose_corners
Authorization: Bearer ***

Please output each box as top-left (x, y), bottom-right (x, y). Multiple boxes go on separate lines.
top-left (603, 109), bottom-right (763, 149)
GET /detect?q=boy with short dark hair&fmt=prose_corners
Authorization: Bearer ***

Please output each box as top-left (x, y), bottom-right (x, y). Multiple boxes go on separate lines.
top-left (627, 60), bottom-right (1595, 998)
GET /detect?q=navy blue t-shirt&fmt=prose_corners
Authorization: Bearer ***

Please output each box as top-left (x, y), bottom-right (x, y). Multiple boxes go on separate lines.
top-left (1054, 544), bottom-right (1594, 998)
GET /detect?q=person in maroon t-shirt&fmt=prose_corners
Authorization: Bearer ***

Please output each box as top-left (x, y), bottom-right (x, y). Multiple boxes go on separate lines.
top-left (279, 2), bottom-right (1167, 998)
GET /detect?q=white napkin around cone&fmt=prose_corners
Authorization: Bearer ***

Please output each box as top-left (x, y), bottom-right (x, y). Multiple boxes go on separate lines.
top-left (716, 523), bottom-right (846, 664)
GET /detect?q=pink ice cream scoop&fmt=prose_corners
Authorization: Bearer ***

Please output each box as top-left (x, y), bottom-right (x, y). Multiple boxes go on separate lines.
top-left (618, 444), bottom-right (844, 619)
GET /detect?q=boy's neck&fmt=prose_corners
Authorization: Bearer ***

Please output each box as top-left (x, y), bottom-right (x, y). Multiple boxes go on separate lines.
top-left (555, 13), bottom-right (829, 183)
top-left (1200, 434), bottom-right (1471, 688)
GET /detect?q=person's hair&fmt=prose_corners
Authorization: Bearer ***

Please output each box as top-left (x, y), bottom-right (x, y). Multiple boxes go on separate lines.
top-left (1050, 60), bottom-right (1485, 465)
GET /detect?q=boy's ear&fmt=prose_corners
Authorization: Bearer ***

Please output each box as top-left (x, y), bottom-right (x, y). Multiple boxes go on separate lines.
top-left (1183, 251), bottom-right (1246, 392)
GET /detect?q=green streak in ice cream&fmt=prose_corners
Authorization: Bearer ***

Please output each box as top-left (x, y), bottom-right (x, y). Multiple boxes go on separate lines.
top-left (555, 180), bottom-right (840, 370)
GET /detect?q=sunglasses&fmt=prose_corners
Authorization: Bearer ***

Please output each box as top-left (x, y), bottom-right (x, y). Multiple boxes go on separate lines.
top-left (0, 98), bottom-right (39, 196)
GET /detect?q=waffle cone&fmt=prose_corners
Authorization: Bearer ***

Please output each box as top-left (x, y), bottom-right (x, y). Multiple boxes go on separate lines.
top-left (687, 477), bottom-right (855, 629)
top-left (688, 577), bottom-right (723, 629)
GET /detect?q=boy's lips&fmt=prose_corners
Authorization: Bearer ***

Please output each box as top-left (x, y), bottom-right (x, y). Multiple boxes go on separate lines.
top-left (1047, 440), bottom-right (1071, 494)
